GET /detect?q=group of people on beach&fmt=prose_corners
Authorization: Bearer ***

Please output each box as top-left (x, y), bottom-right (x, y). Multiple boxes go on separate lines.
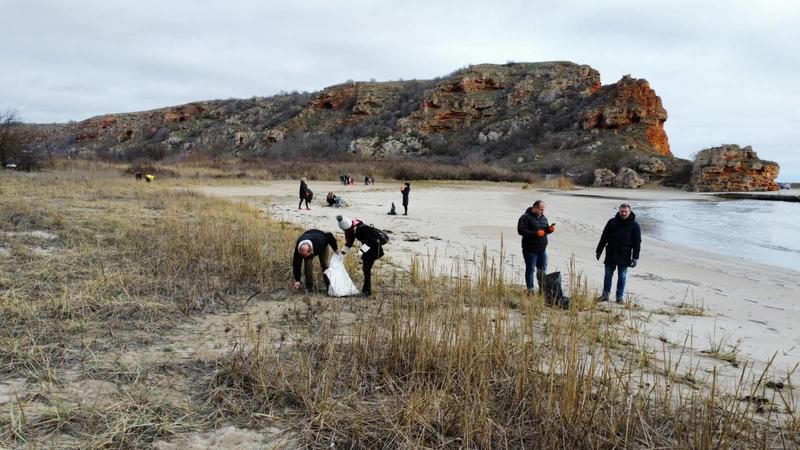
top-left (339, 174), bottom-right (374, 185)
top-left (518, 200), bottom-right (641, 304)
top-left (292, 178), bottom-right (641, 303)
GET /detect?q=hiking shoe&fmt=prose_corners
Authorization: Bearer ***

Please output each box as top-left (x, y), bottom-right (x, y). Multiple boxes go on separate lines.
top-left (596, 294), bottom-right (609, 302)
top-left (615, 298), bottom-right (624, 304)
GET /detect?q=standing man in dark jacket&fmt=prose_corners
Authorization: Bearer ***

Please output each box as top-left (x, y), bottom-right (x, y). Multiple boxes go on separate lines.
top-left (292, 229), bottom-right (338, 292)
top-left (298, 177), bottom-right (311, 210)
top-left (400, 183), bottom-right (410, 215)
top-left (517, 200), bottom-right (555, 294)
top-left (336, 215), bottom-right (385, 297)
top-left (596, 203), bottom-right (641, 303)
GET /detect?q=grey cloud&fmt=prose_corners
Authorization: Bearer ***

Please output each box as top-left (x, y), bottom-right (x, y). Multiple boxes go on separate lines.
top-left (1, 0), bottom-right (798, 179)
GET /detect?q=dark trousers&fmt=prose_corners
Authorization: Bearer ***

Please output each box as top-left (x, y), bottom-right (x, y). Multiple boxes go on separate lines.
top-left (522, 250), bottom-right (547, 292)
top-left (298, 198), bottom-right (309, 209)
top-left (402, 201), bottom-right (408, 215)
top-left (303, 246), bottom-right (331, 290)
top-left (361, 253), bottom-right (378, 294)
top-left (602, 263), bottom-right (628, 300)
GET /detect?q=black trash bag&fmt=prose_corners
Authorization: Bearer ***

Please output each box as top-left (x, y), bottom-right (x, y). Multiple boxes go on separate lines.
top-left (543, 271), bottom-right (570, 309)
top-left (387, 202), bottom-right (397, 215)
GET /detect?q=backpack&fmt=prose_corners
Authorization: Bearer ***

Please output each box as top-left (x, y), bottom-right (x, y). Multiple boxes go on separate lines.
top-left (361, 224), bottom-right (390, 245)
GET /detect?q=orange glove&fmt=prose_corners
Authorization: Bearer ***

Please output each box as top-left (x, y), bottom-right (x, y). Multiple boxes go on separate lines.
top-left (536, 229), bottom-right (545, 237)
top-left (548, 225), bottom-right (555, 233)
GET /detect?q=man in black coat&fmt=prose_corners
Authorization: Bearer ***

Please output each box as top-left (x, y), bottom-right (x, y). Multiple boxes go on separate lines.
top-left (298, 177), bottom-right (311, 210)
top-left (596, 203), bottom-right (641, 303)
top-left (400, 183), bottom-right (410, 215)
top-left (337, 215), bottom-right (385, 297)
top-left (292, 229), bottom-right (338, 292)
top-left (517, 200), bottom-right (555, 294)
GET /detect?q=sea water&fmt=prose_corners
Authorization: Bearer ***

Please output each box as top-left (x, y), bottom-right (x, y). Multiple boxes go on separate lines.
top-left (638, 199), bottom-right (800, 272)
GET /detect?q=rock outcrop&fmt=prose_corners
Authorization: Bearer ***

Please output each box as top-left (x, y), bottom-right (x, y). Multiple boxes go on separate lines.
top-left (593, 167), bottom-right (646, 188)
top-left (581, 76), bottom-right (670, 156)
top-left (690, 145), bottom-right (780, 192)
top-left (615, 167), bottom-right (646, 189)
top-left (593, 168), bottom-right (616, 187)
top-left (27, 61), bottom-right (686, 182)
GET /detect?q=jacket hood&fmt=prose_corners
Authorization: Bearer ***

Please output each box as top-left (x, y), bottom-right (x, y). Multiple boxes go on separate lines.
top-left (615, 211), bottom-right (637, 221)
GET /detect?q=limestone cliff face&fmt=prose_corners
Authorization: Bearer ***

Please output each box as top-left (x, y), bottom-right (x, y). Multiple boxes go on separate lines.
top-left (581, 76), bottom-right (670, 156)
top-left (690, 145), bottom-right (780, 192)
top-left (28, 61), bottom-right (683, 182)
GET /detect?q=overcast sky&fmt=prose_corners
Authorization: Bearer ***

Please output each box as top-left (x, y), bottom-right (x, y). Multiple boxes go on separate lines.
top-left (2, 0), bottom-right (798, 179)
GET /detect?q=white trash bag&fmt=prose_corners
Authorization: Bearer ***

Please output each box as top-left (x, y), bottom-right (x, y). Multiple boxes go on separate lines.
top-left (324, 253), bottom-right (360, 297)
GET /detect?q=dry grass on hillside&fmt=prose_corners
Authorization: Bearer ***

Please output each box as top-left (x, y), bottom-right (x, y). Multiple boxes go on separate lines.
top-left (0, 168), bottom-right (797, 449)
top-left (53, 158), bottom-right (542, 184)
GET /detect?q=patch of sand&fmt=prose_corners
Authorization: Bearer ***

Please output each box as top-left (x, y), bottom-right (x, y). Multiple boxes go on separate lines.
top-left (153, 426), bottom-right (272, 450)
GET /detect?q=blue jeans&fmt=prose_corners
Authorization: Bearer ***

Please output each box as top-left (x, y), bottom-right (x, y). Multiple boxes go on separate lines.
top-left (523, 251), bottom-right (547, 292)
top-left (603, 263), bottom-right (628, 300)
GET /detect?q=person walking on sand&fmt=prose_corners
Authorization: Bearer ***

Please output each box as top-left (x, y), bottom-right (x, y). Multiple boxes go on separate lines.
top-left (336, 215), bottom-right (386, 297)
top-left (596, 203), bottom-right (641, 304)
top-left (292, 229), bottom-right (338, 292)
top-left (400, 182), bottom-right (411, 215)
top-left (298, 177), bottom-right (311, 210)
top-left (517, 200), bottom-right (555, 295)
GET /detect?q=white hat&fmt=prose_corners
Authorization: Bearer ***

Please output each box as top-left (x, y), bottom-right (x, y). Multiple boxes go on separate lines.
top-left (336, 215), bottom-right (352, 230)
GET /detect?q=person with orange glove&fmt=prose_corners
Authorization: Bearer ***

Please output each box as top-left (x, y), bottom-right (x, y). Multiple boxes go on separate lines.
top-left (517, 199), bottom-right (555, 295)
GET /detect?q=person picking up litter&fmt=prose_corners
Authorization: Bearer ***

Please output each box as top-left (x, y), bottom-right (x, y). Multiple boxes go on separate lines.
top-left (336, 215), bottom-right (389, 297)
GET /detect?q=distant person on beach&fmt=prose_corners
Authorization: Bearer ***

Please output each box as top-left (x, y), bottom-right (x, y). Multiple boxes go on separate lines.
top-left (326, 192), bottom-right (346, 208)
top-left (596, 203), bottom-right (641, 303)
top-left (298, 177), bottom-right (311, 210)
top-left (364, 176), bottom-right (370, 186)
top-left (292, 229), bottom-right (338, 292)
top-left (517, 200), bottom-right (555, 295)
top-left (337, 215), bottom-right (387, 297)
top-left (400, 183), bottom-right (410, 215)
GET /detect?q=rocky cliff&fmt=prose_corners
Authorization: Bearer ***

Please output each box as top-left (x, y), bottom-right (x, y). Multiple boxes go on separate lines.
top-left (690, 145), bottom-right (780, 192)
top-left (28, 61), bottom-right (686, 184)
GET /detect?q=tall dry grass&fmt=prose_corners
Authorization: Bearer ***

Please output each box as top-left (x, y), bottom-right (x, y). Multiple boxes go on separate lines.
top-left (206, 248), bottom-right (799, 448)
top-left (0, 170), bottom-right (300, 447)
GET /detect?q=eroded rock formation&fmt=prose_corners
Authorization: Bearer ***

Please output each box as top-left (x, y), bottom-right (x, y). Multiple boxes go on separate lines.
top-left (593, 167), bottom-right (646, 189)
top-left (690, 145), bottom-right (780, 192)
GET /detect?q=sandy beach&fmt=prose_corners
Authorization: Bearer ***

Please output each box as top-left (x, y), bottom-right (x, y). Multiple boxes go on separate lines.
top-left (199, 181), bottom-right (800, 385)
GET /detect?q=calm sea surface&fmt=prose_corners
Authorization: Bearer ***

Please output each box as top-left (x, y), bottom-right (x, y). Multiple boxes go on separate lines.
top-left (638, 199), bottom-right (800, 272)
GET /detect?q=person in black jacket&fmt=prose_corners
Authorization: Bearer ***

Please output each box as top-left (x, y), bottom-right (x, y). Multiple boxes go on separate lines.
top-left (298, 177), bottom-right (311, 210)
top-left (337, 215), bottom-right (385, 297)
top-left (596, 203), bottom-right (641, 303)
top-left (400, 183), bottom-right (410, 215)
top-left (517, 200), bottom-right (555, 294)
top-left (292, 229), bottom-right (338, 292)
